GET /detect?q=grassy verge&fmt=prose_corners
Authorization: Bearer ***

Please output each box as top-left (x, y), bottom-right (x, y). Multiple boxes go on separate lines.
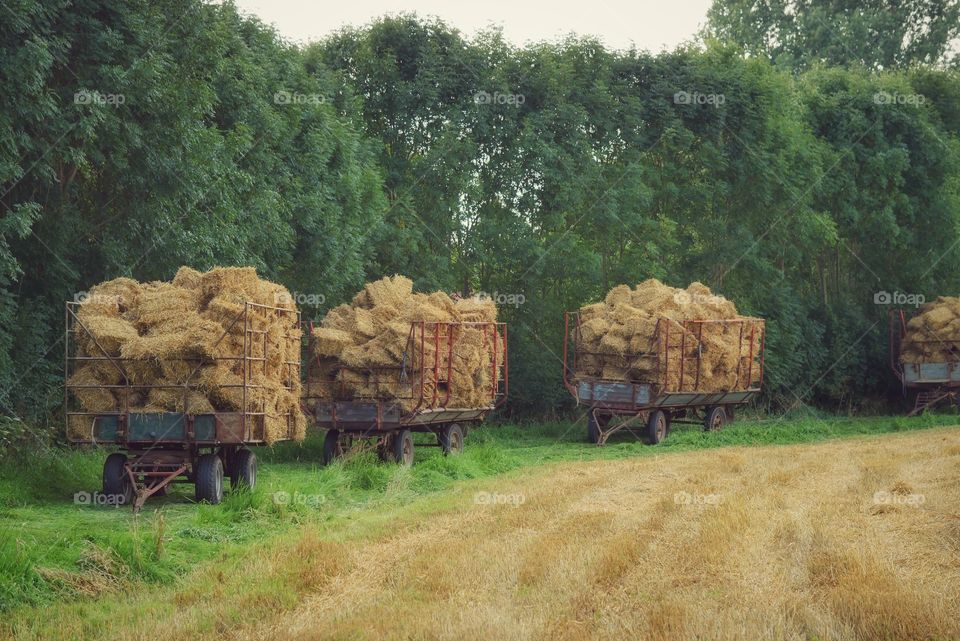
top-left (0, 412), bottom-right (957, 617)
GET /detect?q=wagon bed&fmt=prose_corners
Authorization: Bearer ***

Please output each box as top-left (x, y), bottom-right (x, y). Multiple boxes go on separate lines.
top-left (304, 320), bottom-right (508, 464)
top-left (563, 311), bottom-right (764, 445)
top-left (65, 300), bottom-right (301, 509)
top-left (889, 309), bottom-right (960, 414)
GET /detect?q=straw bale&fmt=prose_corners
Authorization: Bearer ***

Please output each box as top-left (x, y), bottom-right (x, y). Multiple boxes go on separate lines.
top-left (75, 316), bottom-right (138, 357)
top-left (147, 388), bottom-right (215, 414)
top-left (67, 368), bottom-right (118, 413)
top-left (68, 267), bottom-right (304, 444)
top-left (901, 296), bottom-right (960, 364)
top-left (81, 278), bottom-right (142, 318)
top-left (305, 276), bottom-right (503, 412)
top-left (172, 266), bottom-right (203, 290)
top-left (574, 279), bottom-right (762, 393)
top-left (311, 327), bottom-right (353, 358)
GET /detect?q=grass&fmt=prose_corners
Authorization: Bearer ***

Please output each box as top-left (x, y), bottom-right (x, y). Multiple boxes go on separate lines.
top-left (0, 411), bottom-right (957, 625)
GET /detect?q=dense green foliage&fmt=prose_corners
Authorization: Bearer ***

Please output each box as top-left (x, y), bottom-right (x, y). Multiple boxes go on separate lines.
top-left (704, 0), bottom-right (960, 70)
top-left (2, 1), bottom-right (959, 429)
top-left (0, 0), bottom-right (385, 424)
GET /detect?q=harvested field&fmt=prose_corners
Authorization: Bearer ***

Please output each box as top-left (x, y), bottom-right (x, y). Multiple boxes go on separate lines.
top-left (575, 279), bottom-right (762, 392)
top-left (305, 275), bottom-right (504, 412)
top-left (5, 421), bottom-right (960, 641)
top-left (901, 296), bottom-right (960, 363)
top-left (67, 267), bottom-right (304, 444)
top-left (236, 428), bottom-right (960, 641)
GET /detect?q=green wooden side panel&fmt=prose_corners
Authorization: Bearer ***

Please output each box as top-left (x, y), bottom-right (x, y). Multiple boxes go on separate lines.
top-left (128, 412), bottom-right (186, 441)
top-left (92, 415), bottom-right (120, 441)
top-left (193, 414), bottom-right (217, 441)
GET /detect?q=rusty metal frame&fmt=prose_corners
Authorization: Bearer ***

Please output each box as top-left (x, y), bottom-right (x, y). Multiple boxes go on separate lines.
top-left (64, 300), bottom-right (301, 446)
top-left (563, 310), bottom-right (766, 439)
top-left (304, 320), bottom-right (508, 432)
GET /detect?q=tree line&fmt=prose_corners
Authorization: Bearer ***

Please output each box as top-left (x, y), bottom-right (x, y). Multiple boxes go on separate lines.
top-left (2, 0), bottom-right (959, 435)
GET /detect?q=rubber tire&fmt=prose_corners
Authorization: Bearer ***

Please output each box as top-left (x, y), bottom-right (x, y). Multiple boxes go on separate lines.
top-left (231, 448), bottom-right (257, 490)
top-left (194, 454), bottom-right (224, 504)
top-left (647, 410), bottom-right (668, 445)
top-left (102, 453), bottom-right (133, 505)
top-left (378, 435), bottom-right (395, 462)
top-left (704, 406), bottom-right (727, 431)
top-left (393, 429), bottom-right (414, 466)
top-left (439, 423), bottom-right (464, 455)
top-left (322, 430), bottom-right (343, 466)
top-left (587, 413), bottom-right (602, 444)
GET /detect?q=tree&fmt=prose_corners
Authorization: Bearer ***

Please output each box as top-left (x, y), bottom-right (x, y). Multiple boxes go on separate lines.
top-left (704, 0), bottom-right (960, 70)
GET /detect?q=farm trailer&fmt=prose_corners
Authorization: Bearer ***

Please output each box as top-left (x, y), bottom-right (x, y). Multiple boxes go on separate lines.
top-left (304, 320), bottom-right (508, 466)
top-left (889, 309), bottom-right (960, 415)
top-left (563, 313), bottom-right (765, 445)
top-left (65, 300), bottom-right (301, 510)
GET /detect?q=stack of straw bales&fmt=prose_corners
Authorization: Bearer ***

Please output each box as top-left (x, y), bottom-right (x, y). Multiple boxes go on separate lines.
top-left (305, 275), bottom-right (504, 412)
top-left (901, 296), bottom-right (960, 363)
top-left (574, 279), bottom-right (762, 392)
top-left (67, 267), bottom-right (305, 444)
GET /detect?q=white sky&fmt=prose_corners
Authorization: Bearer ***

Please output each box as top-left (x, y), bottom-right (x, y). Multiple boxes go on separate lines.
top-left (231, 0), bottom-right (714, 51)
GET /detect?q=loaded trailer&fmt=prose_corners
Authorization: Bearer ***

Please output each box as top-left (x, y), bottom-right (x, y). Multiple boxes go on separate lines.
top-left (563, 312), bottom-right (765, 445)
top-left (65, 300), bottom-right (301, 510)
top-left (889, 309), bottom-right (960, 415)
top-left (304, 320), bottom-right (507, 465)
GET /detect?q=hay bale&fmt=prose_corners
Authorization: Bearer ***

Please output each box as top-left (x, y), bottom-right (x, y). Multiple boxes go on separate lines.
top-left (67, 368), bottom-right (118, 412)
top-left (80, 277), bottom-right (142, 318)
top-left (574, 279), bottom-right (762, 392)
top-left (68, 267), bottom-right (304, 444)
top-left (311, 327), bottom-right (353, 358)
top-left (75, 316), bottom-right (138, 357)
top-left (901, 297), bottom-right (960, 363)
top-left (172, 266), bottom-right (203, 290)
top-left (147, 388), bottom-right (215, 413)
top-left (306, 276), bottom-right (503, 412)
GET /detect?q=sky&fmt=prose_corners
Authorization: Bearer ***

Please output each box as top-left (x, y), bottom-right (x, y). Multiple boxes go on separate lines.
top-left (230, 0), bottom-right (714, 51)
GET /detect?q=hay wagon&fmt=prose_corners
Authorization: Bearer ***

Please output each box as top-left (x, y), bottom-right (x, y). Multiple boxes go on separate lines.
top-left (65, 300), bottom-right (301, 511)
top-left (304, 320), bottom-right (508, 465)
top-left (889, 309), bottom-right (960, 415)
top-left (563, 312), bottom-right (765, 445)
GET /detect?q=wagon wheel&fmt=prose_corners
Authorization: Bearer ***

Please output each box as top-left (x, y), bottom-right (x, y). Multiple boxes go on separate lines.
top-left (704, 406), bottom-right (727, 431)
top-left (647, 410), bottom-right (668, 445)
top-left (393, 429), bottom-right (414, 466)
top-left (194, 454), bottom-right (224, 504)
top-left (230, 448), bottom-right (257, 490)
top-left (102, 453), bottom-right (133, 505)
top-left (378, 434), bottom-right (395, 462)
top-left (322, 429), bottom-right (345, 465)
top-left (439, 423), bottom-right (464, 455)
